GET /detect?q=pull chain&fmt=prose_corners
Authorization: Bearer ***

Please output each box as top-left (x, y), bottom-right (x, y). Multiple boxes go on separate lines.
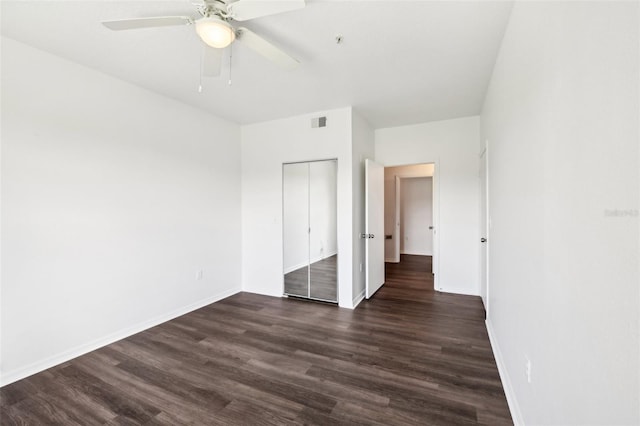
top-left (198, 46), bottom-right (203, 93)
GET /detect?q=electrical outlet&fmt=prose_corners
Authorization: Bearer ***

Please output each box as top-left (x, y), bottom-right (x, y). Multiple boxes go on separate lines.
top-left (196, 269), bottom-right (204, 280)
top-left (525, 358), bottom-right (532, 383)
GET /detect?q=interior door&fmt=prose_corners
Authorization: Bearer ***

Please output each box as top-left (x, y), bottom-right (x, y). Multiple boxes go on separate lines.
top-left (309, 160), bottom-right (338, 302)
top-left (283, 163), bottom-right (310, 298)
top-left (479, 148), bottom-right (489, 314)
top-left (365, 159), bottom-right (385, 299)
top-left (424, 177), bottom-right (434, 258)
top-left (394, 176), bottom-right (401, 262)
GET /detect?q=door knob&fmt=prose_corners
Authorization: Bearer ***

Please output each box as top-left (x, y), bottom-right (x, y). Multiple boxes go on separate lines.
top-left (480, 237), bottom-right (487, 243)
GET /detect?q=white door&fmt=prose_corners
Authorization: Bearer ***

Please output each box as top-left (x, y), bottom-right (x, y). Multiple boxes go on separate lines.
top-left (394, 176), bottom-right (401, 262)
top-left (479, 148), bottom-right (489, 314)
top-left (425, 178), bottom-right (434, 257)
top-left (399, 177), bottom-right (433, 257)
top-left (365, 159), bottom-right (385, 299)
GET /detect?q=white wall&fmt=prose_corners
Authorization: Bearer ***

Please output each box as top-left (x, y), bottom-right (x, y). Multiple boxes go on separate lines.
top-left (375, 116), bottom-right (481, 295)
top-left (241, 108), bottom-right (355, 307)
top-left (481, 2), bottom-right (639, 424)
top-left (400, 177), bottom-right (433, 256)
top-left (385, 164), bottom-right (435, 178)
top-left (351, 111), bottom-right (375, 305)
top-left (1, 37), bottom-right (242, 385)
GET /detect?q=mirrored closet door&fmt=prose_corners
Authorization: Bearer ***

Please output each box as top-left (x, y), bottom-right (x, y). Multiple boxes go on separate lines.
top-left (283, 160), bottom-right (337, 302)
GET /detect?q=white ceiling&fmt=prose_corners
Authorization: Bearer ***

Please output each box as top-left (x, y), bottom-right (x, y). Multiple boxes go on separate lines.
top-left (1, 1), bottom-right (513, 128)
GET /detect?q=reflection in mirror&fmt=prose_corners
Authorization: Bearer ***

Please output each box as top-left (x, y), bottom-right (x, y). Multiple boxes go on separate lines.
top-left (309, 160), bottom-right (337, 301)
top-left (283, 160), bottom-right (337, 302)
top-left (283, 163), bottom-right (309, 297)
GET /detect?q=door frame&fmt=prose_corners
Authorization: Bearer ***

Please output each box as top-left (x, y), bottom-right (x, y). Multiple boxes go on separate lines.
top-left (393, 176), bottom-right (401, 263)
top-left (480, 145), bottom-right (490, 316)
top-left (383, 161), bottom-right (440, 290)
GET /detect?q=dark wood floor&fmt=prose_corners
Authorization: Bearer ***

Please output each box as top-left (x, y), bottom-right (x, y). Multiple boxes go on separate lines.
top-left (0, 254), bottom-right (511, 425)
top-left (284, 255), bottom-right (337, 302)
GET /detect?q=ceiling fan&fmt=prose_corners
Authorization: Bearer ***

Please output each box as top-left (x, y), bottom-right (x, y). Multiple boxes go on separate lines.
top-left (102, 0), bottom-right (305, 77)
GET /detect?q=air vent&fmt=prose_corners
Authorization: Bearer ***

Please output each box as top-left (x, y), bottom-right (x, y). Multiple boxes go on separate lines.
top-left (311, 116), bottom-right (327, 128)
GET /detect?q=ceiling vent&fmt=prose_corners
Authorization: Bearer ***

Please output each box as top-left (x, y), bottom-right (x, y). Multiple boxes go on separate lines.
top-left (311, 116), bottom-right (327, 128)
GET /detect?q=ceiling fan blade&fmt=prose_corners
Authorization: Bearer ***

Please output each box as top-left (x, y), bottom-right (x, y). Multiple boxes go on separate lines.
top-left (228, 0), bottom-right (305, 21)
top-left (102, 16), bottom-right (192, 31)
top-left (236, 27), bottom-right (299, 70)
top-left (202, 46), bottom-right (222, 77)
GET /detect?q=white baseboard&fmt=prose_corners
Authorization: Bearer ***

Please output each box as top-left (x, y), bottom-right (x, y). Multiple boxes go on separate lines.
top-left (351, 289), bottom-right (366, 309)
top-left (436, 287), bottom-right (480, 297)
top-left (485, 319), bottom-right (524, 426)
top-left (400, 250), bottom-right (433, 256)
top-left (0, 286), bottom-right (241, 387)
top-left (243, 288), bottom-right (284, 298)
top-left (384, 258), bottom-right (399, 263)
top-left (283, 251), bottom-right (338, 274)
top-left (284, 260), bottom-right (309, 275)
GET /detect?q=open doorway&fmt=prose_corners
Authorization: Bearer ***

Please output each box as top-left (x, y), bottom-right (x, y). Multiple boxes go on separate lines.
top-left (383, 163), bottom-right (436, 287)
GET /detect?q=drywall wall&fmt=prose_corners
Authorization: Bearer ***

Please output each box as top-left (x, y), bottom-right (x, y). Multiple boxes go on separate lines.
top-left (375, 116), bottom-right (481, 295)
top-left (241, 108), bottom-right (355, 308)
top-left (385, 164), bottom-right (435, 178)
top-left (351, 111), bottom-right (375, 306)
top-left (400, 177), bottom-right (433, 256)
top-left (481, 2), bottom-right (639, 424)
top-left (1, 37), bottom-right (242, 385)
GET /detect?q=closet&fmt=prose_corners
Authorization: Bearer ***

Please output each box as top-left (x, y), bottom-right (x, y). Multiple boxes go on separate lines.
top-left (282, 159), bottom-right (338, 302)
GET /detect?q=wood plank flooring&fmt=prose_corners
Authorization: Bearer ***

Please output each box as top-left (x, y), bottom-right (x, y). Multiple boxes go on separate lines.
top-left (1, 254), bottom-right (512, 425)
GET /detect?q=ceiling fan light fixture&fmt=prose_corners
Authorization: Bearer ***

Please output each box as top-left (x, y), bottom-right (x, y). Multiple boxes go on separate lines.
top-left (196, 16), bottom-right (235, 48)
